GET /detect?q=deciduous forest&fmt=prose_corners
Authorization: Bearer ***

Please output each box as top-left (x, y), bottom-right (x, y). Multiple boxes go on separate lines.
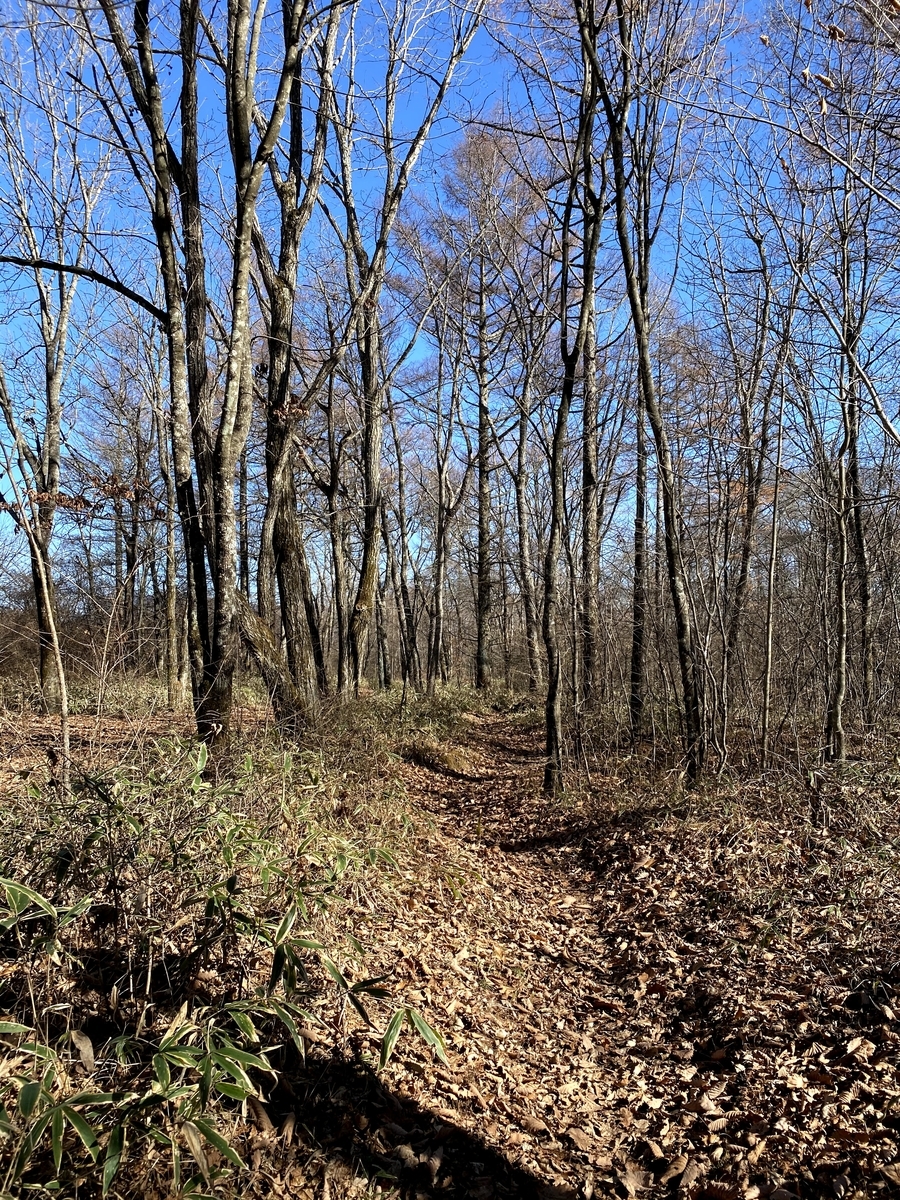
top-left (2, 0), bottom-right (900, 1196)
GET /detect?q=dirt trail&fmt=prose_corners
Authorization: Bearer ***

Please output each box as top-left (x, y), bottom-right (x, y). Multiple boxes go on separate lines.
top-left (373, 711), bottom-right (669, 1199)
top-left (320, 712), bottom-right (900, 1200)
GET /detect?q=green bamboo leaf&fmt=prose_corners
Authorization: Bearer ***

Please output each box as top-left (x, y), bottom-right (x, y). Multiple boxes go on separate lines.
top-left (214, 1079), bottom-right (252, 1101)
top-left (208, 1052), bottom-right (255, 1090)
top-left (193, 1117), bottom-right (246, 1170)
top-left (62, 1107), bottom-right (101, 1162)
top-left (0, 1022), bottom-right (31, 1035)
top-left (210, 1045), bottom-right (270, 1070)
top-left (347, 991), bottom-right (372, 1026)
top-left (11, 1111), bottom-right (51, 1181)
top-left (59, 896), bottom-right (93, 927)
top-left (199, 1050), bottom-right (212, 1109)
top-left (0, 1101), bottom-right (16, 1136)
top-left (18, 1081), bottom-right (42, 1118)
top-left (407, 1009), bottom-right (449, 1064)
top-left (229, 1010), bottom-right (258, 1042)
top-left (350, 973), bottom-right (391, 997)
top-left (63, 1092), bottom-right (119, 1106)
top-left (1, 880), bottom-right (56, 917)
top-left (268, 945), bottom-right (286, 993)
top-left (162, 1048), bottom-right (203, 1068)
top-left (273, 905), bottom-right (297, 946)
top-left (153, 1054), bottom-right (171, 1091)
top-left (322, 958), bottom-right (350, 989)
top-left (102, 1124), bottom-right (125, 1196)
top-left (51, 1106), bottom-right (64, 1173)
top-left (19, 1041), bottom-right (55, 1061)
top-left (379, 1009), bottom-right (405, 1070)
top-left (181, 1120), bottom-right (210, 1183)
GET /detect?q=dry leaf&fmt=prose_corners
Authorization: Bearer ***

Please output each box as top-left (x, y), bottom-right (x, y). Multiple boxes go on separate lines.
top-left (395, 1144), bottom-right (418, 1169)
top-left (659, 1154), bottom-right (688, 1184)
top-left (850, 1038), bottom-right (875, 1060)
top-left (616, 1161), bottom-right (649, 1196)
top-left (567, 1127), bottom-right (593, 1151)
top-left (681, 1158), bottom-right (704, 1188)
top-left (698, 1185), bottom-right (740, 1200)
top-left (425, 1144), bottom-right (443, 1182)
top-left (520, 1114), bottom-right (549, 1134)
top-left (881, 1163), bottom-right (900, 1185)
top-left (281, 1113), bottom-right (296, 1144)
top-left (588, 996), bottom-right (625, 1014)
top-left (70, 1029), bottom-right (94, 1073)
top-left (249, 1096), bottom-right (275, 1134)
top-left (747, 1139), bottom-right (767, 1164)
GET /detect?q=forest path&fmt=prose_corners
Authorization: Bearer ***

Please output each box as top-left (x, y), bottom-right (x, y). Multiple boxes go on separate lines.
top-left (326, 711), bottom-right (900, 1200)
top-left (348, 708), bottom-right (625, 1199)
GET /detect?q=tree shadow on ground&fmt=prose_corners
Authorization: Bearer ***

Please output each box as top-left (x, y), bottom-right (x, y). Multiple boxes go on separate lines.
top-left (266, 1051), bottom-right (574, 1199)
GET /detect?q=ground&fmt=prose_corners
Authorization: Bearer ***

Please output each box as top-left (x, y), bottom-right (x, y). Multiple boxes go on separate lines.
top-left (2, 703), bottom-right (900, 1199)
top-left (240, 711), bottom-right (900, 1200)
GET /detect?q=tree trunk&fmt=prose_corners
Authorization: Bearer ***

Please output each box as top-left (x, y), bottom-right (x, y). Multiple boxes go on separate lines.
top-left (597, 26), bottom-right (705, 780)
top-left (348, 310), bottom-right (384, 691)
top-left (31, 531), bottom-right (62, 713)
top-left (515, 379), bottom-right (543, 691)
top-left (580, 295), bottom-right (601, 707)
top-left (826, 458), bottom-right (849, 763)
top-left (848, 388), bottom-right (874, 727)
top-left (629, 389), bottom-right (647, 741)
top-left (475, 268), bottom-right (492, 691)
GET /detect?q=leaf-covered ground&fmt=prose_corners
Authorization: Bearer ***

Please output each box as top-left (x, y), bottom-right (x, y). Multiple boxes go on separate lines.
top-left (268, 712), bottom-right (900, 1200)
top-left (3, 704), bottom-right (900, 1199)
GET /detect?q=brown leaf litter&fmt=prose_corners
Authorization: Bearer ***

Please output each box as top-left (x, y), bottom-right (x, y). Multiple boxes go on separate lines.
top-left (5, 709), bottom-right (900, 1199)
top-left (298, 713), bottom-right (900, 1199)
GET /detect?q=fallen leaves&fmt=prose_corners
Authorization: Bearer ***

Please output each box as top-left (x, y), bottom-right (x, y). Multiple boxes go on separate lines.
top-left (658, 1153), bottom-right (688, 1183)
top-left (566, 1126), bottom-right (592, 1151)
top-left (519, 1113), bottom-right (549, 1134)
top-left (321, 715), bottom-right (900, 1198)
top-left (616, 1159), bottom-right (649, 1195)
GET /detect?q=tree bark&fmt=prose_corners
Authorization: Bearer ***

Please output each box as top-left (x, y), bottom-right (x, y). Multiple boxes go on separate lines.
top-left (629, 389), bottom-right (647, 741)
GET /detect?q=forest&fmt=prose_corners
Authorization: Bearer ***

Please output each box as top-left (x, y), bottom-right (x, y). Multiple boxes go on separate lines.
top-left (2, 0), bottom-right (900, 1196)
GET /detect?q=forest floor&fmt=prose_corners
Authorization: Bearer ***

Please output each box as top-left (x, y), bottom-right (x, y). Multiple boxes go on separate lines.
top-left (3, 700), bottom-right (900, 1199)
top-left (280, 710), bottom-right (900, 1200)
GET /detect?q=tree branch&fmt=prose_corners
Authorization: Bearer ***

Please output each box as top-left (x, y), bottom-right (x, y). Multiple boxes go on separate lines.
top-left (0, 255), bottom-right (168, 326)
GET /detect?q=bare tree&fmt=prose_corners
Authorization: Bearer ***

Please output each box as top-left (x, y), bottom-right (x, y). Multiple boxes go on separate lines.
top-left (580, 0), bottom-right (727, 781)
top-left (0, 15), bottom-right (109, 714)
top-left (323, 0), bottom-right (484, 691)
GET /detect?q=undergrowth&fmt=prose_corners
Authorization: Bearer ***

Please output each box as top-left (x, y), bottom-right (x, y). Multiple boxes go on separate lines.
top-left (0, 701), bottom-right (448, 1197)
